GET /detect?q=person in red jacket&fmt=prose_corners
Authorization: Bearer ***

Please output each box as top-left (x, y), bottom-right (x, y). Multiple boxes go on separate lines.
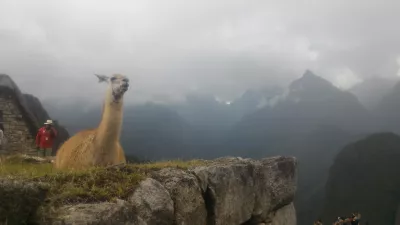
top-left (36, 119), bottom-right (57, 158)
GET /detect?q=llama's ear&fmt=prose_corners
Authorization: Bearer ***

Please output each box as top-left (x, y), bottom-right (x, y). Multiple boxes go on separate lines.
top-left (94, 74), bottom-right (110, 83)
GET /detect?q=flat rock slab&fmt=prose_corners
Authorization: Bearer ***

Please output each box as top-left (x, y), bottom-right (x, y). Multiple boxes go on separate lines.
top-left (49, 199), bottom-right (145, 225)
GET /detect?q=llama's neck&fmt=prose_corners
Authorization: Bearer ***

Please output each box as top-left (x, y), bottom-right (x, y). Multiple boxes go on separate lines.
top-left (96, 87), bottom-right (124, 150)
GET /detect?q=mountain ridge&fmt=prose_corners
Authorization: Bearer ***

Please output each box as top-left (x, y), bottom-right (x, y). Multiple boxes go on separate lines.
top-left (322, 132), bottom-right (400, 224)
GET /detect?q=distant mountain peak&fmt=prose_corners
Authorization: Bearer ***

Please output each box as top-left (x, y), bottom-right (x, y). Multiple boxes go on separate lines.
top-left (290, 70), bottom-right (335, 93)
top-left (299, 70), bottom-right (329, 83)
top-left (302, 69), bottom-right (318, 78)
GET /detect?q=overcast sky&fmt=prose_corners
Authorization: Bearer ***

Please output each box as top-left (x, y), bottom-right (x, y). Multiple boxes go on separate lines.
top-left (1, 0), bottom-right (400, 104)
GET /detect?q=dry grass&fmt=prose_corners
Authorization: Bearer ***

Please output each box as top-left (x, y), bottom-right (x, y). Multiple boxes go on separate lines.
top-left (0, 155), bottom-right (207, 207)
top-left (134, 159), bottom-right (207, 170)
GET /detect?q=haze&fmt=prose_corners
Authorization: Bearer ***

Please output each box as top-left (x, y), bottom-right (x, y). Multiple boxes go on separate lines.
top-left (1, 0), bottom-right (400, 104)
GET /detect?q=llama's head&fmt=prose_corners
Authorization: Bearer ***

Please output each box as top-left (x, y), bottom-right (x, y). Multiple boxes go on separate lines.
top-left (95, 73), bottom-right (129, 102)
top-left (110, 74), bottom-right (129, 101)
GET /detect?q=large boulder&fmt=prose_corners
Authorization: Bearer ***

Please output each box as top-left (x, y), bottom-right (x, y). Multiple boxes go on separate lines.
top-left (191, 156), bottom-right (297, 225)
top-left (129, 178), bottom-right (174, 225)
top-left (252, 157), bottom-right (297, 223)
top-left (270, 203), bottom-right (297, 225)
top-left (192, 157), bottom-right (258, 225)
top-left (151, 168), bottom-right (207, 225)
top-left (261, 156), bottom-right (297, 211)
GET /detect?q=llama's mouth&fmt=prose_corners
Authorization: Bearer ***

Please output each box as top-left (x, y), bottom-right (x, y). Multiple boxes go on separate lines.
top-left (114, 86), bottom-right (128, 94)
top-left (112, 87), bottom-right (128, 101)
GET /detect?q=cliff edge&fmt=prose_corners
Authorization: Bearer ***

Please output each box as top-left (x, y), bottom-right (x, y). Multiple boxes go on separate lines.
top-left (0, 156), bottom-right (297, 225)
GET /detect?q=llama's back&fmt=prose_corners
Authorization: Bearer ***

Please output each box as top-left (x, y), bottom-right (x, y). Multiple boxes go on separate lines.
top-left (54, 129), bottom-right (97, 169)
top-left (54, 129), bottom-right (126, 169)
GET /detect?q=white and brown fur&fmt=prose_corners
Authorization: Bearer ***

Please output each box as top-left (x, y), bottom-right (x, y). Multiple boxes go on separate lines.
top-left (54, 74), bottom-right (129, 170)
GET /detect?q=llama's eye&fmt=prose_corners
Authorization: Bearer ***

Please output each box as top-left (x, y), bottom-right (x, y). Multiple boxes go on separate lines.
top-left (122, 79), bottom-right (129, 82)
top-left (110, 77), bottom-right (117, 82)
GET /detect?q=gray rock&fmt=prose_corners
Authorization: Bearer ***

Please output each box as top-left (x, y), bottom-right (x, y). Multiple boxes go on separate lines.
top-left (191, 156), bottom-right (297, 225)
top-left (129, 178), bottom-right (174, 225)
top-left (263, 157), bottom-right (297, 210)
top-left (0, 179), bottom-right (49, 224)
top-left (48, 199), bottom-right (145, 225)
top-left (192, 158), bottom-right (256, 225)
top-left (270, 203), bottom-right (296, 225)
top-left (151, 168), bottom-right (207, 225)
top-left (252, 156), bottom-right (297, 221)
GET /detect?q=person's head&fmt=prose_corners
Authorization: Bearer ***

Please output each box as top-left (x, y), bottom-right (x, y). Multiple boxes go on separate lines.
top-left (44, 120), bottom-right (53, 129)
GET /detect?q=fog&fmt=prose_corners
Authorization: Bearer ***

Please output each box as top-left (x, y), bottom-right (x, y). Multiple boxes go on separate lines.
top-left (1, 0), bottom-right (400, 104)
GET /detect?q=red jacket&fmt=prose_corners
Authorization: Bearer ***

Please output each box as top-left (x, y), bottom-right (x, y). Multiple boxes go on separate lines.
top-left (36, 127), bottom-right (57, 149)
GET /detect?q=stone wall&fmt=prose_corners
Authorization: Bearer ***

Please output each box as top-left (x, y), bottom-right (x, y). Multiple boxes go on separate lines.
top-left (0, 93), bottom-right (36, 155)
top-left (34, 156), bottom-right (297, 225)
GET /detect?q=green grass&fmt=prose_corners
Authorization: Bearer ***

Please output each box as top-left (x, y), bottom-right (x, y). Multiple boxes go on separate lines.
top-left (0, 155), bottom-right (207, 207)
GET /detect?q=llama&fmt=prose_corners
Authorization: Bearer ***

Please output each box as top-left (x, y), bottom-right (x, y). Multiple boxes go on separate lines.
top-left (54, 74), bottom-right (129, 170)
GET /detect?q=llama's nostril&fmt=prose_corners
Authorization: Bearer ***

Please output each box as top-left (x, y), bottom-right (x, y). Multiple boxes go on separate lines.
top-left (121, 84), bottom-right (129, 90)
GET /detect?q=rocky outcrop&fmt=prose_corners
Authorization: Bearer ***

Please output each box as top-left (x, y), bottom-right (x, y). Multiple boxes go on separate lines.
top-left (129, 178), bottom-right (175, 225)
top-left (270, 203), bottom-right (296, 225)
top-left (1, 156), bottom-right (297, 225)
top-left (0, 156), bottom-right (297, 225)
top-left (151, 168), bottom-right (207, 225)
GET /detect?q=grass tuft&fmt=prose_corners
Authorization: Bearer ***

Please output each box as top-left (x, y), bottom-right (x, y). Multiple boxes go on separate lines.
top-left (0, 155), bottom-right (207, 207)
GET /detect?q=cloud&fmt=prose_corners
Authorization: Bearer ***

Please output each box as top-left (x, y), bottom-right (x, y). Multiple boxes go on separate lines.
top-left (1, 0), bottom-right (400, 103)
